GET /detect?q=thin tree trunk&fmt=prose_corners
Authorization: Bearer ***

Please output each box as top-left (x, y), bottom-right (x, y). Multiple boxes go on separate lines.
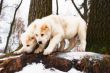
top-left (4, 0), bottom-right (23, 53)
top-left (56, 0), bottom-right (59, 15)
top-left (28, 0), bottom-right (52, 25)
top-left (83, 0), bottom-right (88, 22)
top-left (0, 0), bottom-right (3, 14)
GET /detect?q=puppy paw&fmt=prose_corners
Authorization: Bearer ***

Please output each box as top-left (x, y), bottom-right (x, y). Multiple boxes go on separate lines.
top-left (79, 49), bottom-right (85, 52)
top-left (76, 47), bottom-right (85, 52)
top-left (13, 50), bottom-right (22, 54)
top-left (13, 48), bottom-right (24, 54)
top-left (43, 48), bottom-right (53, 55)
top-left (34, 48), bottom-right (43, 54)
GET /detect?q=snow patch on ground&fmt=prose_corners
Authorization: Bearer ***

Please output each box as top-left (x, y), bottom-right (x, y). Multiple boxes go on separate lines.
top-left (0, 53), bottom-right (5, 56)
top-left (16, 63), bottom-right (83, 73)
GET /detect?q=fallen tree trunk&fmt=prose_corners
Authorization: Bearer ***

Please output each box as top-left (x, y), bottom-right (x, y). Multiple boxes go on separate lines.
top-left (0, 52), bottom-right (110, 73)
top-left (0, 53), bottom-right (72, 73)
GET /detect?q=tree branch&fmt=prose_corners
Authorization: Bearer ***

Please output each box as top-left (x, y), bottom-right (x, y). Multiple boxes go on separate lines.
top-left (71, 0), bottom-right (86, 21)
top-left (4, 0), bottom-right (23, 53)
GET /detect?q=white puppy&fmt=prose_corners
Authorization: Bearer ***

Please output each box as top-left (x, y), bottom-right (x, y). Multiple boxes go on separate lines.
top-left (14, 33), bottom-right (37, 54)
top-left (33, 15), bottom-right (87, 55)
top-left (14, 22), bottom-right (39, 54)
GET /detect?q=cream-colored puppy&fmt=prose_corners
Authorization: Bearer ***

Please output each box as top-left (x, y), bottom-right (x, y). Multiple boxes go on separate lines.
top-left (14, 32), bottom-right (36, 54)
top-left (14, 21), bottom-right (40, 54)
top-left (34, 15), bottom-right (87, 55)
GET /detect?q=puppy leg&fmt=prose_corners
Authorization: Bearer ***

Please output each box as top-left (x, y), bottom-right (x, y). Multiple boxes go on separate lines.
top-left (57, 39), bottom-right (65, 52)
top-left (64, 38), bottom-right (77, 52)
top-left (79, 39), bottom-right (86, 52)
top-left (25, 47), bottom-right (34, 53)
top-left (14, 47), bottom-right (25, 54)
top-left (43, 34), bottom-right (63, 55)
top-left (78, 25), bottom-right (87, 51)
top-left (53, 39), bottom-right (65, 52)
top-left (34, 47), bottom-right (44, 54)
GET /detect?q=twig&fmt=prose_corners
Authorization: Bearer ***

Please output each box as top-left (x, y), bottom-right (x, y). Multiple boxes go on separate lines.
top-left (71, 0), bottom-right (85, 21)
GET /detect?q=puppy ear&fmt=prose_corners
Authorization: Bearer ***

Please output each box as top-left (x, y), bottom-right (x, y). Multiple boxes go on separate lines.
top-left (19, 33), bottom-right (25, 44)
top-left (41, 24), bottom-right (49, 32)
top-left (27, 23), bottom-right (36, 32)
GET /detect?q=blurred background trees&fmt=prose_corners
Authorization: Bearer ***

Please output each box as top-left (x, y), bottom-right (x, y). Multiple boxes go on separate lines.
top-left (87, 0), bottom-right (110, 54)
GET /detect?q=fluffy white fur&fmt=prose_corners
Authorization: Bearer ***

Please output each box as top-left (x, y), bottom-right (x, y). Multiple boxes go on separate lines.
top-left (34, 15), bottom-right (87, 55)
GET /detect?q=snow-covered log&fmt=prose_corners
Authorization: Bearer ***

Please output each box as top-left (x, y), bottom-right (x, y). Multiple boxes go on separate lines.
top-left (0, 51), bottom-right (110, 73)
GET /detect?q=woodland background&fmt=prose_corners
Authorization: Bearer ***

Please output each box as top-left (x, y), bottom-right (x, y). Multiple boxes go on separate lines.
top-left (0, 0), bottom-right (110, 73)
top-left (0, 0), bottom-right (110, 54)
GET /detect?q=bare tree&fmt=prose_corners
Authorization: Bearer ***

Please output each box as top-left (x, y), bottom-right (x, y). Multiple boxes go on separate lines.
top-left (56, 0), bottom-right (59, 15)
top-left (4, 0), bottom-right (23, 53)
top-left (0, 0), bottom-right (3, 14)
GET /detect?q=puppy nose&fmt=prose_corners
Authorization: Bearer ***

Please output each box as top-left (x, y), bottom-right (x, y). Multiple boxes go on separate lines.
top-left (27, 45), bottom-right (30, 47)
top-left (38, 41), bottom-right (42, 44)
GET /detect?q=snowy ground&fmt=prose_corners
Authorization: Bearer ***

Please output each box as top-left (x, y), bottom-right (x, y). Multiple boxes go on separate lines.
top-left (16, 63), bottom-right (83, 73)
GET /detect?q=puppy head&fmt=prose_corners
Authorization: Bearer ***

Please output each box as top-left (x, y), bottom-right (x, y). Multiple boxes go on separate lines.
top-left (34, 22), bottom-right (51, 46)
top-left (20, 33), bottom-right (36, 47)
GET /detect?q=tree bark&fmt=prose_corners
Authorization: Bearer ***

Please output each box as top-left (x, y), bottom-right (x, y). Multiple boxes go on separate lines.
top-left (83, 0), bottom-right (88, 22)
top-left (28, 0), bottom-right (52, 25)
top-left (72, 55), bottom-right (110, 73)
top-left (0, 53), bottom-right (72, 73)
top-left (87, 0), bottom-right (110, 54)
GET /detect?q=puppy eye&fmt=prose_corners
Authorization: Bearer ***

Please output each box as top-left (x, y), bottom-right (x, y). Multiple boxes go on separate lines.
top-left (41, 34), bottom-right (44, 36)
top-left (27, 45), bottom-right (30, 47)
